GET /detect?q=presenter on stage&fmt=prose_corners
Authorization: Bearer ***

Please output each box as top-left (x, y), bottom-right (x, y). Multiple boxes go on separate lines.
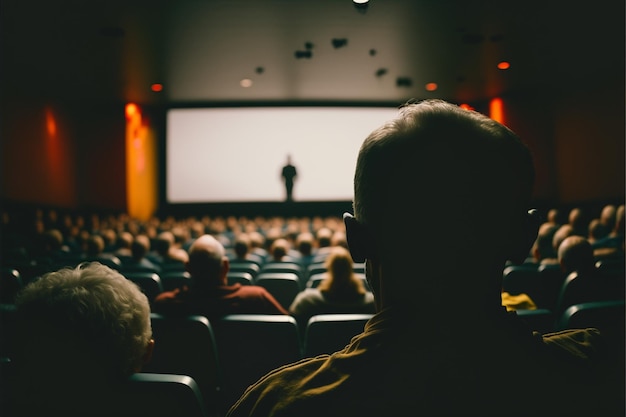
top-left (281, 155), bottom-right (297, 202)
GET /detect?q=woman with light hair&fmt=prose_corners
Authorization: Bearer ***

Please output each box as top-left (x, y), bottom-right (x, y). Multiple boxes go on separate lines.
top-left (289, 246), bottom-right (374, 332)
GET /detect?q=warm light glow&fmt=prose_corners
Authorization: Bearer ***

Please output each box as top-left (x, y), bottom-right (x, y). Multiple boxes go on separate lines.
top-left (497, 61), bottom-right (511, 70)
top-left (45, 108), bottom-right (57, 137)
top-left (43, 106), bottom-right (69, 197)
top-left (425, 82), bottom-right (438, 91)
top-left (489, 97), bottom-right (505, 124)
top-left (151, 83), bottom-right (163, 92)
top-left (240, 78), bottom-right (253, 88)
top-left (353, 0), bottom-right (369, 3)
top-left (459, 103), bottom-right (475, 111)
top-left (126, 103), bottom-right (157, 221)
top-left (125, 103), bottom-right (138, 119)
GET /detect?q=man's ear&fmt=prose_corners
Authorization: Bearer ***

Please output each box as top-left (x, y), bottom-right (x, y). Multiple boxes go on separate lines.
top-left (343, 213), bottom-right (373, 263)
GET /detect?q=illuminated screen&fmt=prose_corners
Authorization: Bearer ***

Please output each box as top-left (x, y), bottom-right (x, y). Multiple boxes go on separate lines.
top-left (166, 107), bottom-right (399, 203)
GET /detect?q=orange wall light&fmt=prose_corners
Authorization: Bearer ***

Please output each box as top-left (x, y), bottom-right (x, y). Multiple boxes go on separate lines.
top-left (489, 97), bottom-right (505, 125)
top-left (125, 103), bottom-right (157, 221)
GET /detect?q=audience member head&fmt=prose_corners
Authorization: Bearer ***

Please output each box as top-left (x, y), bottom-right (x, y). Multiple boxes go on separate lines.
top-left (552, 224), bottom-right (574, 255)
top-left (613, 204), bottom-right (625, 237)
top-left (345, 99), bottom-right (535, 312)
top-left (248, 231), bottom-right (266, 251)
top-left (186, 234), bottom-right (229, 290)
top-left (568, 207), bottom-right (587, 237)
top-left (296, 232), bottom-right (315, 256)
top-left (153, 231), bottom-right (174, 256)
top-left (532, 222), bottom-right (559, 262)
top-left (86, 234), bottom-right (105, 256)
top-left (13, 262), bottom-right (153, 414)
top-left (546, 208), bottom-right (560, 225)
top-left (270, 238), bottom-right (289, 261)
top-left (588, 218), bottom-right (610, 243)
top-left (558, 235), bottom-right (595, 275)
top-left (234, 233), bottom-right (252, 258)
top-left (116, 231), bottom-right (134, 251)
top-left (41, 228), bottom-right (64, 253)
top-left (131, 234), bottom-right (150, 260)
top-left (316, 227), bottom-right (333, 248)
top-left (318, 246), bottom-right (366, 299)
top-left (600, 204), bottom-right (617, 232)
top-left (330, 230), bottom-right (348, 249)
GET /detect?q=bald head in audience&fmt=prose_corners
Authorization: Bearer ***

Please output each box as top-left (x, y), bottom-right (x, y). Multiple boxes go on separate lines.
top-left (558, 235), bottom-right (595, 275)
top-left (186, 234), bottom-right (229, 288)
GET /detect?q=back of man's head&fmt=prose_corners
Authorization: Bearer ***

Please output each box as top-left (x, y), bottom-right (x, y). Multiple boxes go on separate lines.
top-left (234, 233), bottom-right (251, 257)
top-left (13, 262), bottom-right (153, 414)
top-left (187, 234), bottom-right (228, 288)
top-left (533, 223), bottom-right (559, 261)
top-left (558, 235), bottom-right (595, 275)
top-left (351, 99), bottom-right (535, 304)
top-left (153, 231), bottom-right (174, 256)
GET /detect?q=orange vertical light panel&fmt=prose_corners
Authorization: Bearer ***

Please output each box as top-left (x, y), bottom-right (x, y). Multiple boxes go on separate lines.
top-left (44, 107), bottom-right (63, 182)
top-left (489, 97), bottom-right (505, 125)
top-left (125, 103), bottom-right (157, 221)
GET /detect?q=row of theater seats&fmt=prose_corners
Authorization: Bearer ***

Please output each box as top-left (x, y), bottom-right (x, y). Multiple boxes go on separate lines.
top-left (0, 307), bottom-right (372, 417)
top-left (1, 262), bottom-right (367, 311)
top-left (506, 248), bottom-right (625, 335)
top-left (2, 304), bottom-right (623, 417)
top-left (1, 279), bottom-right (623, 417)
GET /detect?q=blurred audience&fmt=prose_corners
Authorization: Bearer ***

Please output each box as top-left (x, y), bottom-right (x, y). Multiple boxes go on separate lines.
top-left (121, 234), bottom-right (160, 273)
top-left (152, 234), bottom-right (288, 319)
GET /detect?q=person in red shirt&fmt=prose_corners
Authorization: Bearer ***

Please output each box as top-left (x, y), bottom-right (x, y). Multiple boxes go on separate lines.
top-left (153, 234), bottom-right (288, 319)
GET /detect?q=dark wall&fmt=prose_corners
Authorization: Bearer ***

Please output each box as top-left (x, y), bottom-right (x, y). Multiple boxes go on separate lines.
top-left (1, 99), bottom-right (127, 212)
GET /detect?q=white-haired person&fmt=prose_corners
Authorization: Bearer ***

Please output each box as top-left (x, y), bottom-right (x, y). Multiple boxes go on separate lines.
top-left (7, 262), bottom-right (154, 417)
top-left (226, 99), bottom-right (624, 417)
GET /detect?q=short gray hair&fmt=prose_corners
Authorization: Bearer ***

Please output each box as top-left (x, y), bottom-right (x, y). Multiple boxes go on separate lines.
top-left (16, 262), bottom-right (152, 377)
top-left (353, 99), bottom-right (534, 232)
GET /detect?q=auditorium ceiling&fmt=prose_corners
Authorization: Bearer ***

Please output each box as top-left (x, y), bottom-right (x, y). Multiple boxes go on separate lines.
top-left (1, 0), bottom-right (624, 106)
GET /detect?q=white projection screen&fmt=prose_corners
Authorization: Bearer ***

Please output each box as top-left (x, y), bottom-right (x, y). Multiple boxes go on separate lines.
top-left (166, 106), bottom-right (399, 203)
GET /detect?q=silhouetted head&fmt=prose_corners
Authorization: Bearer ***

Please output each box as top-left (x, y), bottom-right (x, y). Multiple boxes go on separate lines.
top-left (296, 232), bottom-right (314, 256)
top-left (153, 231), bottom-right (174, 256)
top-left (86, 234), bottom-right (105, 256)
top-left (186, 234), bottom-right (229, 288)
top-left (234, 233), bottom-right (251, 258)
top-left (558, 235), bottom-right (595, 274)
top-left (533, 222), bottom-right (559, 261)
top-left (600, 204), bottom-right (617, 231)
top-left (552, 224), bottom-right (574, 255)
top-left (345, 99), bottom-right (536, 310)
top-left (131, 234), bottom-right (150, 260)
top-left (270, 238), bottom-right (289, 261)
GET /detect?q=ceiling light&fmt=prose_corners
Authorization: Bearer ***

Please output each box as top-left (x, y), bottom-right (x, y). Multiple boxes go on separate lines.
top-left (497, 61), bottom-right (511, 70)
top-left (240, 79), bottom-right (253, 88)
top-left (353, 0), bottom-right (369, 13)
top-left (331, 38), bottom-right (348, 49)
